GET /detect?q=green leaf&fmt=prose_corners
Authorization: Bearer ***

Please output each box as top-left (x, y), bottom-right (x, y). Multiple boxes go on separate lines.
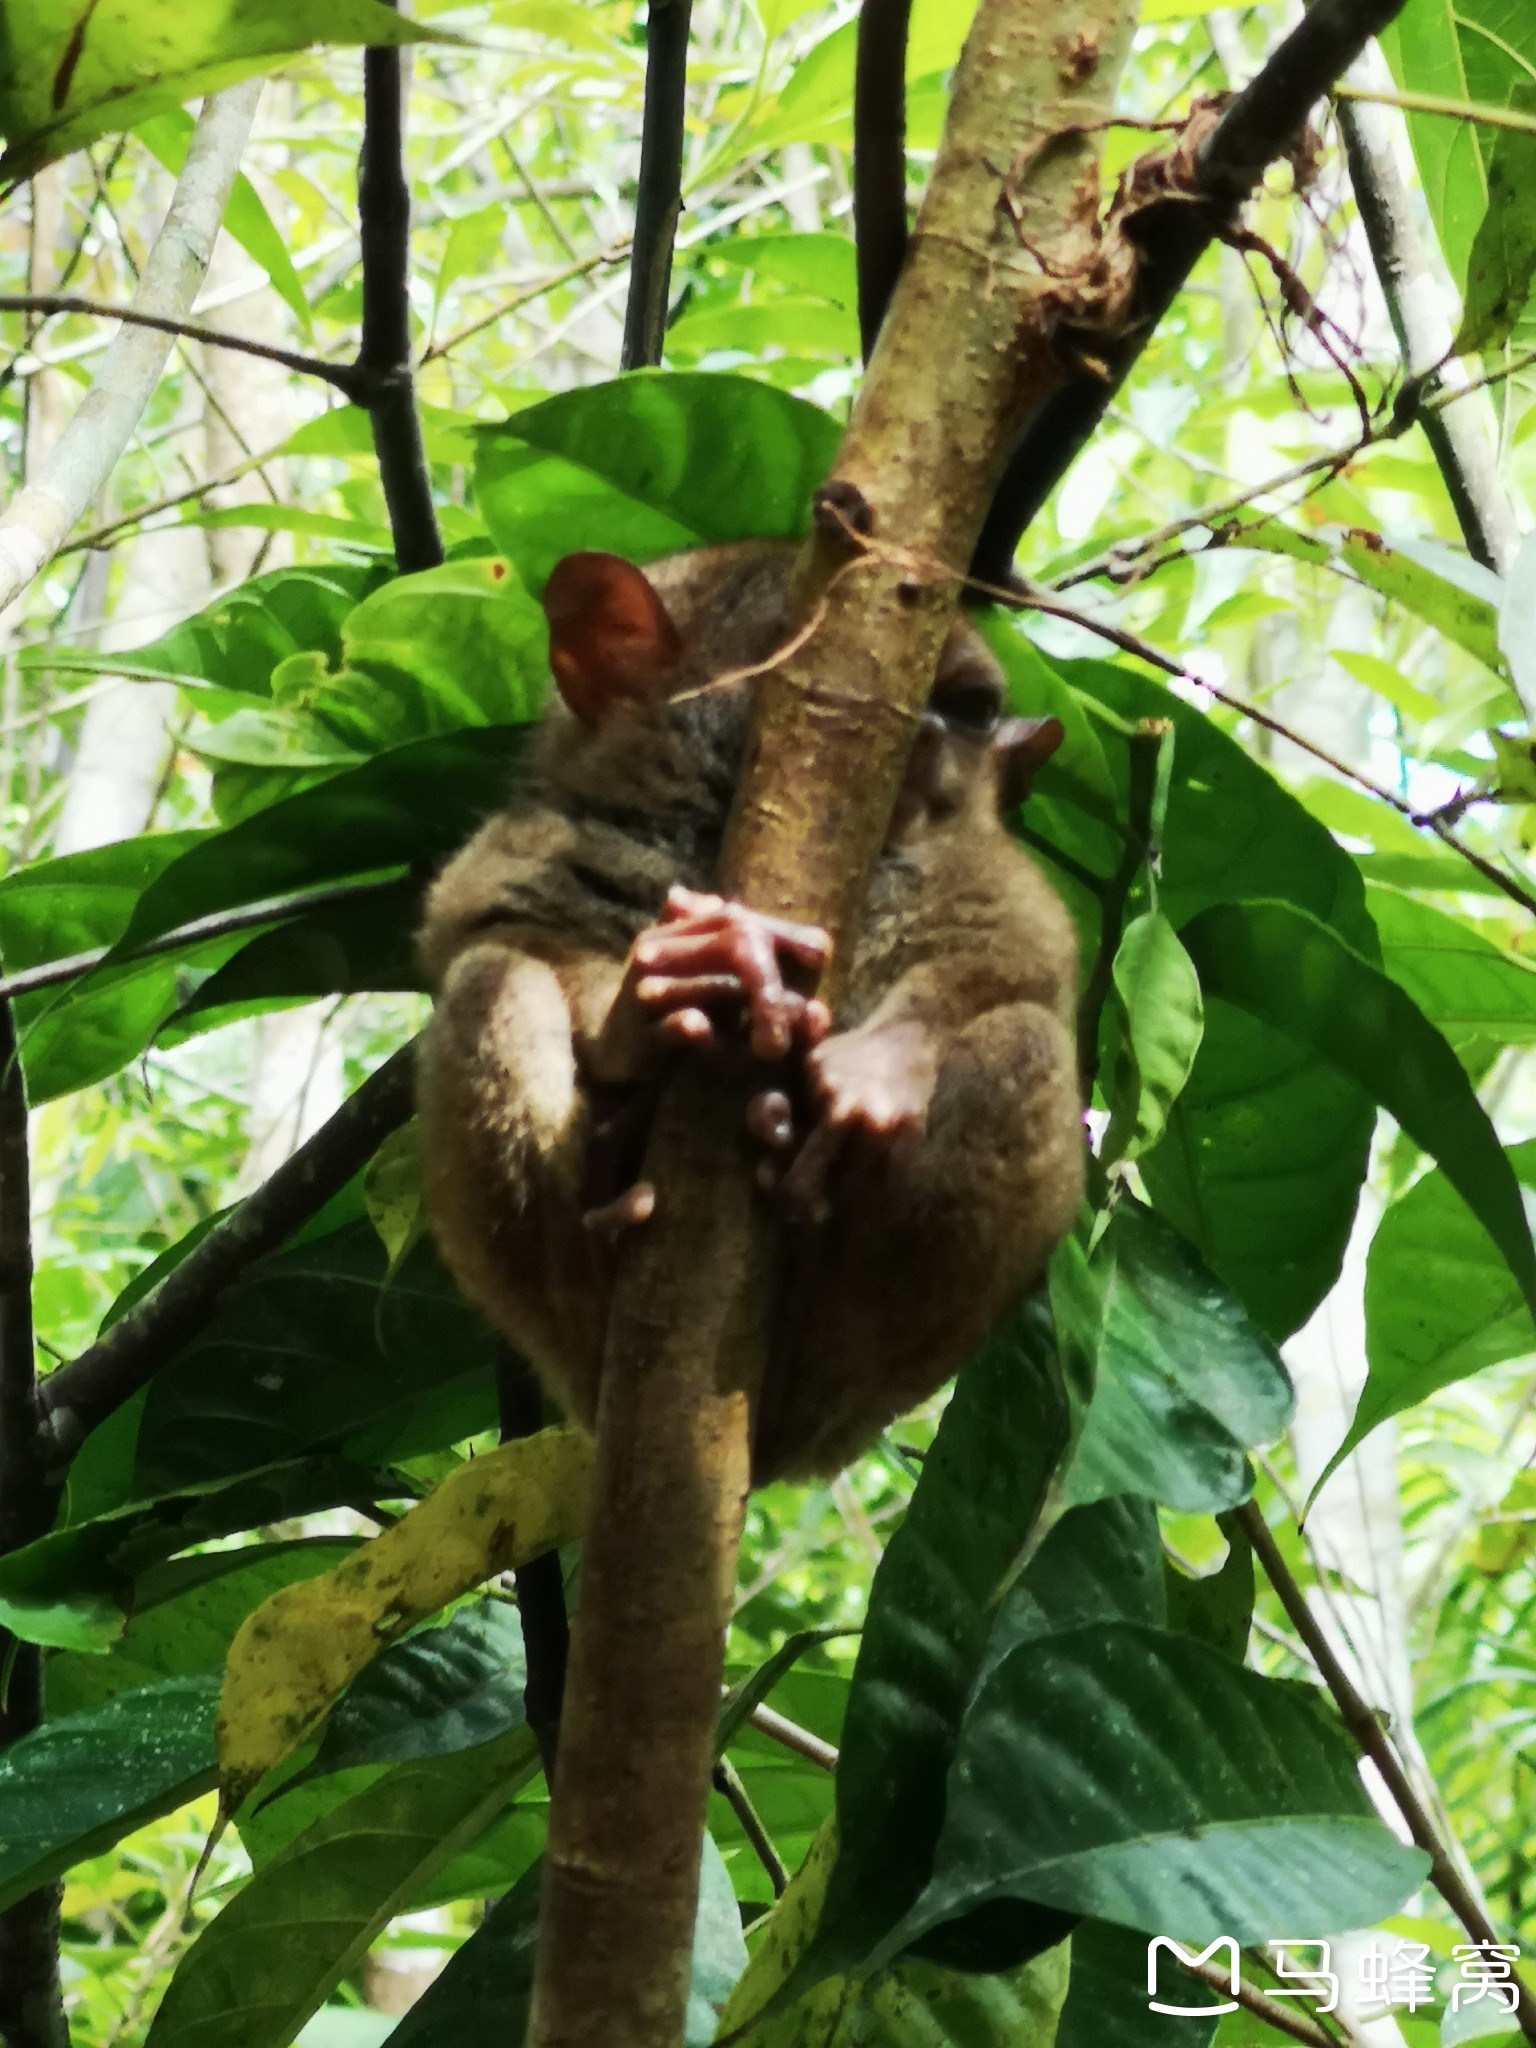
top-left (1141, 1000), bottom-right (1376, 1342)
top-left (1237, 523), bottom-right (1509, 686)
top-left (1368, 884), bottom-right (1536, 1045)
top-left (704, 231), bottom-right (857, 309)
top-left (1058, 1921), bottom-right (1223, 2048)
top-left (167, 876), bottom-right (420, 1022)
top-left (885, 1627), bottom-right (1428, 1956)
top-left (302, 1602), bottom-right (527, 1782)
top-left (47, 1543), bottom-right (355, 1715)
top-left (65, 1224), bottom-right (496, 1521)
top-left (1381, 1), bottom-right (1536, 297)
top-left (0, 0), bottom-right (462, 182)
top-left (474, 372), bottom-right (840, 592)
top-left (1181, 899), bottom-right (1536, 1321)
top-left (1103, 912), bottom-right (1204, 1165)
top-left (0, 1676), bottom-right (219, 1912)
top-left (1457, 99), bottom-right (1536, 352)
top-left (802, 1291), bottom-right (1081, 1986)
top-left (1346, 1140), bottom-right (1536, 1465)
top-left (1068, 1204), bottom-right (1292, 1514)
top-left (135, 110), bottom-right (312, 332)
top-left (28, 562), bottom-right (387, 695)
top-left (386, 1836), bottom-right (747, 2048)
top-left (144, 1728), bottom-right (538, 2048)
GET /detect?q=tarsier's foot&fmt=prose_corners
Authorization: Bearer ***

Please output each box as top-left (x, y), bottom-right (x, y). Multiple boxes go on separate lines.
top-left (587, 884), bottom-right (831, 1085)
top-left (583, 1179), bottom-right (657, 1242)
top-left (758, 1020), bottom-right (940, 1223)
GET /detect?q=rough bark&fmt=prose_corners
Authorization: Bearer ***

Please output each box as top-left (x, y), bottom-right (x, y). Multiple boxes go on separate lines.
top-left (526, 4), bottom-right (1138, 2042)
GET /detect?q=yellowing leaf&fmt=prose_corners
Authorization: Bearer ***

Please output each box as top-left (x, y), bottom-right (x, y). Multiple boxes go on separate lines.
top-left (217, 1427), bottom-right (590, 1813)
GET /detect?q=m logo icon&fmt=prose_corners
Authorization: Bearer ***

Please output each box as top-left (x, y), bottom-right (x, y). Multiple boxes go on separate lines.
top-left (1147, 1936), bottom-right (1240, 2016)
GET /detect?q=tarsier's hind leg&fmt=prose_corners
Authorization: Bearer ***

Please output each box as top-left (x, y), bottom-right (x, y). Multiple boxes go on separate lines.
top-left (755, 1001), bottom-right (1082, 1483)
top-left (418, 941), bottom-right (609, 1426)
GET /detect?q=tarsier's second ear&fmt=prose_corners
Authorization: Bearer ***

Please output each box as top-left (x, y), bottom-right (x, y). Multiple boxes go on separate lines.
top-left (996, 716), bottom-right (1065, 811)
top-left (541, 552), bottom-right (685, 726)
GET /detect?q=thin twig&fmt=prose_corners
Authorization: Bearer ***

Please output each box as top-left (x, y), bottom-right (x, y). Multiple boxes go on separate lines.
top-left (1335, 81), bottom-right (1536, 140)
top-left (1175, 1953), bottom-right (1352, 2048)
top-left (1238, 1499), bottom-right (1536, 2048)
top-left (1076, 722), bottom-right (1167, 1098)
top-left (0, 997), bottom-right (66, 2048)
top-left (39, 1044), bottom-right (417, 1457)
top-left (497, 1348), bottom-right (569, 1788)
top-left (0, 875), bottom-right (407, 1006)
top-left (1000, 580), bottom-right (1536, 921)
top-left (971, 0), bottom-right (1411, 582)
top-left (359, 10), bottom-right (443, 572)
top-left (853, 0), bottom-right (913, 363)
top-left (622, 0), bottom-right (693, 370)
top-left (745, 1702), bottom-right (838, 1774)
top-left (0, 294), bottom-right (366, 402)
top-left (712, 1756), bottom-right (788, 1896)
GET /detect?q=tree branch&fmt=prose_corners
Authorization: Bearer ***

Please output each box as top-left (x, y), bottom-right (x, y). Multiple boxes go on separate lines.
top-left (1239, 1499), bottom-right (1536, 2047)
top-left (1075, 721), bottom-right (1167, 1099)
top-left (0, 998), bottom-right (66, 2048)
top-left (970, 0), bottom-right (1410, 584)
top-left (712, 1757), bottom-right (788, 1896)
top-left (0, 875), bottom-right (406, 1005)
top-left (0, 82), bottom-right (264, 619)
top-left (40, 1044), bottom-right (416, 1459)
top-left (854, 0), bottom-right (913, 362)
top-left (359, 9), bottom-right (443, 573)
top-left (497, 1348), bottom-right (569, 1789)
top-left (621, 0), bottom-right (694, 370)
top-left (528, 4), bottom-right (1139, 2040)
top-left (1336, 91), bottom-right (1519, 577)
top-left (0, 294), bottom-right (366, 402)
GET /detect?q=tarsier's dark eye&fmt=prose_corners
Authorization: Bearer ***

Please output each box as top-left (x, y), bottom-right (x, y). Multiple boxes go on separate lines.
top-left (933, 675), bottom-right (1003, 736)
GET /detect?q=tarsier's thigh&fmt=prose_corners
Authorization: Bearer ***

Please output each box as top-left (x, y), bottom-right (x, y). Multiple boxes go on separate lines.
top-left (758, 1001), bottom-right (1082, 1482)
top-left (418, 942), bottom-right (608, 1426)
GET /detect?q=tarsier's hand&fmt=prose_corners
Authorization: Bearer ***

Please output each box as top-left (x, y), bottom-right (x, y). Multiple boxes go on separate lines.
top-left (586, 885), bottom-right (831, 1086)
top-left (751, 1019), bottom-right (940, 1224)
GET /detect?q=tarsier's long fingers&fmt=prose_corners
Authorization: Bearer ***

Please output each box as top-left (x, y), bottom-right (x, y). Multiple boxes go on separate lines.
top-left (663, 886), bottom-right (830, 971)
top-left (652, 887), bottom-right (831, 1059)
top-left (583, 1180), bottom-right (657, 1241)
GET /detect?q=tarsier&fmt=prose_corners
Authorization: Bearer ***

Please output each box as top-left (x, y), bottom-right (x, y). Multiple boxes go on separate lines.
top-left (417, 541), bottom-right (1084, 1484)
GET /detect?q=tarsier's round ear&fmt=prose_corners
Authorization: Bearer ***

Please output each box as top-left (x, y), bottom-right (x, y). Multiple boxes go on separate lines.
top-left (541, 552), bottom-right (685, 726)
top-left (996, 716), bottom-right (1065, 811)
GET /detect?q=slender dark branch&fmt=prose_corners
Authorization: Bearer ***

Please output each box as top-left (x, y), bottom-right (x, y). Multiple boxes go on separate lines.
top-left (358, 15), bottom-right (443, 573)
top-left (971, 0), bottom-right (1411, 582)
top-left (0, 294), bottom-right (367, 401)
top-left (622, 0), bottom-right (693, 370)
top-left (854, 0), bottom-right (913, 362)
top-left (987, 576), bottom-right (1536, 922)
top-left (744, 1701), bottom-right (837, 1773)
top-left (40, 1044), bottom-right (417, 1457)
top-left (497, 1347), bottom-right (569, 1788)
top-left (1076, 723), bottom-right (1167, 1100)
top-left (1336, 98), bottom-right (1518, 577)
top-left (712, 1756), bottom-right (788, 1896)
top-left (0, 875), bottom-right (407, 1005)
top-left (0, 998), bottom-right (67, 2048)
top-left (1175, 1953), bottom-right (1346, 2048)
top-left (1239, 1500), bottom-right (1536, 2047)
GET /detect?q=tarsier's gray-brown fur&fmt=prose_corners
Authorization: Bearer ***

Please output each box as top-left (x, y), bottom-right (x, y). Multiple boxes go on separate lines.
top-left (417, 542), bottom-right (1083, 1483)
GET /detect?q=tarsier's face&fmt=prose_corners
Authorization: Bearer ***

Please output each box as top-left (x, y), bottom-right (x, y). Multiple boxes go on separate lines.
top-left (538, 545), bottom-right (1063, 841)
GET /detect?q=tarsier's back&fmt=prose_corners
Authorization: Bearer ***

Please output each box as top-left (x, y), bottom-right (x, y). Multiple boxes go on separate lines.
top-left (417, 540), bottom-right (1084, 1483)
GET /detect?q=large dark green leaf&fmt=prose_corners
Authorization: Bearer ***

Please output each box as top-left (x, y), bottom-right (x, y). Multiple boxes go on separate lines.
top-left (474, 372), bottom-right (840, 591)
top-left (1067, 1204), bottom-right (1293, 1514)
top-left (799, 1288), bottom-right (1080, 1987)
top-left (386, 1836), bottom-right (747, 2048)
top-left (1141, 1001), bottom-right (1375, 1342)
top-left (0, 1676), bottom-right (219, 1911)
top-left (1182, 900), bottom-right (1536, 1321)
top-left (1368, 885), bottom-right (1536, 1047)
top-left (303, 1601), bottom-right (527, 1782)
top-left (144, 1728), bottom-right (539, 2048)
top-left (27, 562), bottom-right (387, 696)
top-left (1049, 657), bottom-right (1379, 1340)
top-left (1346, 1140), bottom-right (1536, 1468)
top-left (63, 1224), bottom-right (496, 1522)
top-left (1058, 1921), bottom-right (1223, 2048)
top-left (169, 876), bottom-right (421, 1021)
top-left (886, 1628), bottom-right (1427, 1955)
